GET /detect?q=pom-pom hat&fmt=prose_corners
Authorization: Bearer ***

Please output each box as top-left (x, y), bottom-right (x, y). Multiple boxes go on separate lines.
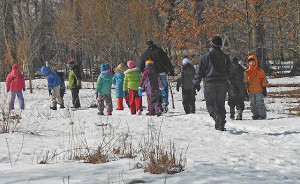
top-left (127, 60), bottom-right (136, 69)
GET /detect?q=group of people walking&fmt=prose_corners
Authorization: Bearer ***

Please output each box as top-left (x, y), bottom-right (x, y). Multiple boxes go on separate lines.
top-left (5, 36), bottom-right (268, 131)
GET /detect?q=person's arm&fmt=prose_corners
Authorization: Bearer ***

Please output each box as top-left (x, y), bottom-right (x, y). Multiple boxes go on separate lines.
top-left (6, 74), bottom-right (12, 91)
top-left (160, 49), bottom-right (174, 75)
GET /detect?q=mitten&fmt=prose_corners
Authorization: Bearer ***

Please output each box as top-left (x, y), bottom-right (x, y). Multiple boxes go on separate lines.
top-left (23, 88), bottom-right (25, 91)
top-left (262, 87), bottom-right (267, 97)
top-left (138, 88), bottom-right (143, 96)
top-left (160, 89), bottom-right (166, 97)
top-left (194, 84), bottom-right (200, 92)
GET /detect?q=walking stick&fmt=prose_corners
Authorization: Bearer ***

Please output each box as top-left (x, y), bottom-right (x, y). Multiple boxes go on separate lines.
top-left (168, 75), bottom-right (175, 109)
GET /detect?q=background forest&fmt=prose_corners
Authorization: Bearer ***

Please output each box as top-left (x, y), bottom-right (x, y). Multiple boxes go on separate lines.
top-left (0, 0), bottom-right (299, 82)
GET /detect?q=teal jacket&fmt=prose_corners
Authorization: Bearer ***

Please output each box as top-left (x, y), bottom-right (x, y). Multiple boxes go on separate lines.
top-left (123, 68), bottom-right (141, 91)
top-left (96, 71), bottom-right (113, 95)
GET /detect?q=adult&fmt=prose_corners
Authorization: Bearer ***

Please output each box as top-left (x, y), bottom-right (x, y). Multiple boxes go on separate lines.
top-left (193, 36), bottom-right (238, 131)
top-left (228, 57), bottom-right (247, 120)
top-left (139, 40), bottom-right (175, 113)
top-left (67, 59), bottom-right (82, 108)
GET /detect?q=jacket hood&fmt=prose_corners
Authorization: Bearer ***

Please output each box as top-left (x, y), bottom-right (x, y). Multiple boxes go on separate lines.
top-left (247, 55), bottom-right (258, 70)
top-left (114, 63), bottom-right (125, 73)
top-left (124, 68), bottom-right (140, 74)
top-left (40, 66), bottom-right (50, 75)
top-left (11, 64), bottom-right (21, 77)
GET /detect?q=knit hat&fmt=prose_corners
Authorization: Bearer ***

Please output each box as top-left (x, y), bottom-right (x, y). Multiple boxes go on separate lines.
top-left (67, 59), bottom-right (75, 69)
top-left (127, 60), bottom-right (136, 69)
top-left (100, 63), bottom-right (109, 72)
top-left (210, 36), bottom-right (222, 48)
top-left (182, 57), bottom-right (191, 65)
top-left (146, 40), bottom-right (153, 45)
top-left (145, 59), bottom-right (154, 68)
top-left (114, 63), bottom-right (125, 73)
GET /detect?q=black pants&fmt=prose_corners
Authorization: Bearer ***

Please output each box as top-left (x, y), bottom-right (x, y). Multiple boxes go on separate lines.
top-left (71, 88), bottom-right (81, 108)
top-left (182, 89), bottom-right (195, 114)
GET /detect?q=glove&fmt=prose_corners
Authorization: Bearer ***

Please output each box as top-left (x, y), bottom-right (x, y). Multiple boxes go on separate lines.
top-left (7, 89), bottom-right (9, 92)
top-left (262, 87), bottom-right (267, 97)
top-left (160, 89), bottom-right (166, 97)
top-left (194, 84), bottom-right (200, 92)
top-left (95, 92), bottom-right (98, 99)
top-left (244, 89), bottom-right (249, 101)
top-left (138, 88), bottom-right (143, 96)
top-left (176, 85), bottom-right (180, 92)
top-left (23, 88), bottom-right (25, 92)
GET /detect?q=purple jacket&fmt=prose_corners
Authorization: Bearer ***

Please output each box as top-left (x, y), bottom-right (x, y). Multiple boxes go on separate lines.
top-left (140, 66), bottom-right (163, 95)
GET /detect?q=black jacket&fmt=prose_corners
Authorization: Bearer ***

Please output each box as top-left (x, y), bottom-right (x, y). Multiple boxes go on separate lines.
top-left (139, 44), bottom-right (174, 75)
top-left (193, 48), bottom-right (236, 85)
top-left (177, 63), bottom-right (195, 90)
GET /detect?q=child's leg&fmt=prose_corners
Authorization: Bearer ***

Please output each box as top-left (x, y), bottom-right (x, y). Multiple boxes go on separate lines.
top-left (182, 89), bottom-right (191, 114)
top-left (135, 92), bottom-right (142, 112)
top-left (146, 95), bottom-right (154, 115)
top-left (9, 92), bottom-right (17, 110)
top-left (124, 96), bottom-right (130, 108)
top-left (153, 94), bottom-right (162, 115)
top-left (129, 89), bottom-right (136, 114)
top-left (117, 97), bottom-right (124, 110)
top-left (249, 93), bottom-right (259, 118)
top-left (98, 94), bottom-right (105, 113)
top-left (16, 91), bottom-right (25, 110)
top-left (256, 93), bottom-right (266, 118)
top-left (105, 95), bottom-right (113, 114)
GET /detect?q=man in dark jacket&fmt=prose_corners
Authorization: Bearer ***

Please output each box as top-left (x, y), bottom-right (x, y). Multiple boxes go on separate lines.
top-left (193, 36), bottom-right (237, 131)
top-left (228, 57), bottom-right (247, 120)
top-left (139, 40), bottom-right (175, 113)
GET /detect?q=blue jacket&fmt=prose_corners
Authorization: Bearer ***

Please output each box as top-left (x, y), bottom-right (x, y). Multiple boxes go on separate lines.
top-left (113, 72), bottom-right (125, 98)
top-left (41, 66), bottom-right (61, 92)
top-left (96, 70), bottom-right (113, 95)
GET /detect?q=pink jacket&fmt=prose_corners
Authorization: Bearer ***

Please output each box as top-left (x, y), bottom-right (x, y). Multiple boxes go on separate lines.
top-left (6, 64), bottom-right (25, 92)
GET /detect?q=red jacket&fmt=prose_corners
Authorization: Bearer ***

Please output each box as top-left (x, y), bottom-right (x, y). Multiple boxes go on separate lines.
top-left (6, 64), bottom-right (25, 92)
top-left (245, 55), bottom-right (268, 93)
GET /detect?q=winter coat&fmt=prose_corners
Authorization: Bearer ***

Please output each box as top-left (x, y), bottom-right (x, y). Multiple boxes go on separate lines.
top-left (113, 72), bottom-right (125, 97)
top-left (123, 68), bottom-right (142, 91)
top-left (46, 70), bottom-right (61, 92)
top-left (245, 55), bottom-right (268, 93)
top-left (139, 44), bottom-right (174, 75)
top-left (193, 48), bottom-right (235, 84)
top-left (96, 70), bottom-right (113, 95)
top-left (177, 63), bottom-right (195, 90)
top-left (6, 64), bottom-right (25, 92)
top-left (140, 66), bottom-right (163, 95)
top-left (229, 63), bottom-right (246, 99)
top-left (68, 65), bottom-right (82, 89)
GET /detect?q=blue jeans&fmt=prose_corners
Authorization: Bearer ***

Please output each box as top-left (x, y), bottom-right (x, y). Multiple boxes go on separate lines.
top-left (160, 74), bottom-right (169, 106)
top-left (204, 82), bottom-right (228, 123)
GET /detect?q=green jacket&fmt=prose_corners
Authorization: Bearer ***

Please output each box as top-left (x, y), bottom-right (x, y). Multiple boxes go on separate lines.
top-left (123, 68), bottom-right (141, 91)
top-left (96, 73), bottom-right (113, 95)
top-left (68, 69), bottom-right (81, 89)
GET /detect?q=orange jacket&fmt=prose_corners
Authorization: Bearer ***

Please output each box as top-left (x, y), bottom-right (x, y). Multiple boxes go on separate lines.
top-left (245, 55), bottom-right (268, 93)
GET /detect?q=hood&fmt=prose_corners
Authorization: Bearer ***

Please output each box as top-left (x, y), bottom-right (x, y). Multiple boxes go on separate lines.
top-left (40, 66), bottom-right (50, 75)
top-left (11, 64), bottom-right (21, 77)
top-left (148, 44), bottom-right (157, 51)
top-left (247, 55), bottom-right (258, 70)
top-left (114, 63), bottom-right (125, 73)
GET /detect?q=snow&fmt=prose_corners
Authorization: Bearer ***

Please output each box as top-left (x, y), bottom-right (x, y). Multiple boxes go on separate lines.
top-left (0, 76), bottom-right (299, 184)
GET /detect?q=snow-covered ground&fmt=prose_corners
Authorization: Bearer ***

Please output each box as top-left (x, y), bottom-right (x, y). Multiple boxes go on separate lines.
top-left (0, 76), bottom-right (299, 184)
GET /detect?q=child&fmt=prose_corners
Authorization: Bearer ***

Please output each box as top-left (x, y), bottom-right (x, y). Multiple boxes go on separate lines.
top-left (40, 66), bottom-right (64, 110)
top-left (52, 63), bottom-right (66, 103)
top-left (138, 59), bottom-right (166, 116)
top-left (113, 63), bottom-right (129, 110)
top-left (245, 55), bottom-right (268, 120)
top-left (96, 63), bottom-right (113, 115)
top-left (123, 60), bottom-right (142, 115)
top-left (6, 64), bottom-right (26, 110)
top-left (67, 60), bottom-right (81, 108)
top-left (176, 57), bottom-right (196, 114)
top-left (228, 57), bottom-right (246, 120)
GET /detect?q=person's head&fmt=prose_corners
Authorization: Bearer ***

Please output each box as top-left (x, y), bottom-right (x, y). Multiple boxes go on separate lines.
top-left (247, 55), bottom-right (258, 69)
top-left (210, 36), bottom-right (222, 48)
top-left (12, 63), bottom-right (19, 71)
top-left (182, 57), bottom-right (191, 65)
top-left (232, 57), bottom-right (239, 65)
top-left (67, 59), bottom-right (75, 69)
top-left (145, 59), bottom-right (154, 69)
top-left (127, 60), bottom-right (136, 69)
top-left (100, 63), bottom-right (109, 72)
top-left (40, 66), bottom-right (50, 75)
top-left (114, 63), bottom-right (125, 73)
top-left (146, 40), bottom-right (153, 46)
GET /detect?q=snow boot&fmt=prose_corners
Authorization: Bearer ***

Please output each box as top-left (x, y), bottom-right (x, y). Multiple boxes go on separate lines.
top-left (50, 106), bottom-right (57, 110)
top-left (107, 111), bottom-right (112, 115)
top-left (98, 111), bottom-right (104, 115)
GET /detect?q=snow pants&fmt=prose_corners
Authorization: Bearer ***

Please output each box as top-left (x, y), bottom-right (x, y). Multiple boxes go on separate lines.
top-left (128, 89), bottom-right (142, 115)
top-left (51, 86), bottom-right (64, 108)
top-left (249, 92), bottom-right (266, 119)
top-left (98, 94), bottom-right (113, 113)
top-left (146, 93), bottom-right (162, 115)
top-left (71, 87), bottom-right (81, 108)
top-left (9, 91), bottom-right (24, 110)
top-left (116, 97), bottom-right (130, 110)
top-left (159, 74), bottom-right (169, 107)
top-left (182, 89), bottom-right (196, 114)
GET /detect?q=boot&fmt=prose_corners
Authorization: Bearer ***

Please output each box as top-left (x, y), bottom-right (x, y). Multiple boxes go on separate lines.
top-left (60, 104), bottom-right (65, 109)
top-left (98, 111), bottom-right (104, 115)
top-left (236, 110), bottom-right (243, 120)
top-left (50, 106), bottom-right (57, 110)
top-left (107, 111), bottom-right (112, 115)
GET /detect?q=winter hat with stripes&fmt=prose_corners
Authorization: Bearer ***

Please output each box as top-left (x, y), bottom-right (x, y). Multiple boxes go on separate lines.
top-left (145, 59), bottom-right (154, 68)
